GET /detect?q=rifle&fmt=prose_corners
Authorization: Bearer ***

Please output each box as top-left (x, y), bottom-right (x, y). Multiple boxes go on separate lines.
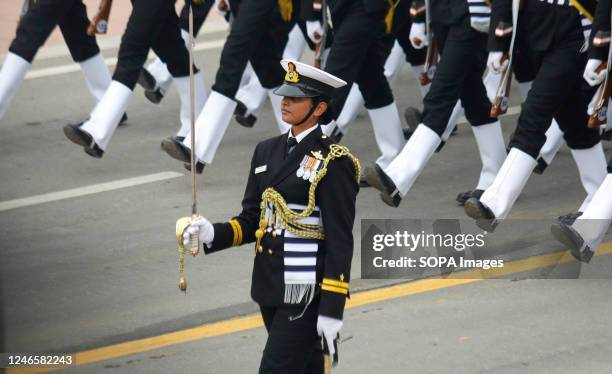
top-left (490, 54), bottom-right (512, 118)
top-left (588, 64), bottom-right (611, 128)
top-left (420, 39), bottom-right (437, 86)
top-left (490, 0), bottom-right (520, 118)
top-left (588, 10), bottom-right (612, 128)
top-left (418, 0), bottom-right (437, 86)
top-left (87, 0), bottom-right (113, 36)
top-left (217, 0), bottom-right (229, 12)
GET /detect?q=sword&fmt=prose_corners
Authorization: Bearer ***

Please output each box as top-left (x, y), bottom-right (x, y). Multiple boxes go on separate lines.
top-left (490, 0), bottom-right (520, 118)
top-left (176, 0), bottom-right (202, 293)
top-left (322, 334), bottom-right (339, 373)
top-left (588, 9), bottom-right (612, 129)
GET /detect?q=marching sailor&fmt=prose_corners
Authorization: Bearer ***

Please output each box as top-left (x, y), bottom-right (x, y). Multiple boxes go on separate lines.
top-left (328, 0), bottom-right (429, 143)
top-left (137, 0), bottom-right (214, 106)
top-left (363, 0), bottom-right (508, 208)
top-left (161, 0), bottom-right (297, 173)
top-left (551, 0), bottom-right (612, 263)
top-left (0, 0), bottom-right (121, 123)
top-left (233, 21), bottom-right (311, 129)
top-left (63, 0), bottom-right (207, 159)
top-left (463, 0), bottom-right (607, 232)
top-left (552, 156), bottom-right (612, 263)
top-left (180, 59), bottom-right (360, 372)
top-left (310, 0), bottom-right (409, 176)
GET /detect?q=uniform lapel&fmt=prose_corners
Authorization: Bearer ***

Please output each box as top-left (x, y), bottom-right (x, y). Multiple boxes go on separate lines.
top-left (270, 126), bottom-right (323, 187)
top-left (263, 132), bottom-right (289, 186)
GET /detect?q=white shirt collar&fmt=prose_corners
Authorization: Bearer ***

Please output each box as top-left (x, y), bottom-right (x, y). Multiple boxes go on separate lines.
top-left (288, 124), bottom-right (319, 144)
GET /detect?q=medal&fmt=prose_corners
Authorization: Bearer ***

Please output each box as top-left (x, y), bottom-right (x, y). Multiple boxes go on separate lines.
top-left (303, 157), bottom-right (315, 180)
top-left (296, 156), bottom-right (308, 178)
top-left (309, 160), bottom-right (320, 182)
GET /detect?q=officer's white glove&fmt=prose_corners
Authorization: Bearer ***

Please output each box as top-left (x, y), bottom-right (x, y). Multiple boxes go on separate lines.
top-left (182, 216), bottom-right (214, 248)
top-left (487, 52), bottom-right (507, 74)
top-left (409, 23), bottom-right (428, 50)
top-left (317, 315), bottom-right (342, 356)
top-left (214, 0), bottom-right (230, 16)
top-left (306, 20), bottom-right (324, 44)
top-left (584, 59), bottom-right (606, 87)
top-left (470, 18), bottom-right (490, 34)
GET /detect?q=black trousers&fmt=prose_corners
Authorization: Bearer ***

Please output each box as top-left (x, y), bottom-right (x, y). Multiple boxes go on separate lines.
top-left (508, 38), bottom-right (600, 158)
top-left (258, 300), bottom-right (323, 374)
top-left (212, 0), bottom-right (290, 98)
top-left (325, 2), bottom-right (394, 120)
top-left (512, 29), bottom-right (537, 84)
top-left (9, 0), bottom-right (99, 63)
top-left (113, 0), bottom-right (194, 90)
top-left (421, 16), bottom-right (495, 136)
top-left (178, 0), bottom-right (213, 35)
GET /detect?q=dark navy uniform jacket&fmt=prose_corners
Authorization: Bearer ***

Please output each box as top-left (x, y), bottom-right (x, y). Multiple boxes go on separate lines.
top-left (204, 126), bottom-right (359, 320)
top-left (489, 0), bottom-right (597, 53)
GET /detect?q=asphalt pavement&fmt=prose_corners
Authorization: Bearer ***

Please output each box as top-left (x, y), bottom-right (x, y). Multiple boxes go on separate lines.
top-left (1, 26), bottom-right (612, 374)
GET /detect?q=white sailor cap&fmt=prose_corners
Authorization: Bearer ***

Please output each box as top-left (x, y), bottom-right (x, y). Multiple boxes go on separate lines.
top-left (273, 59), bottom-right (347, 98)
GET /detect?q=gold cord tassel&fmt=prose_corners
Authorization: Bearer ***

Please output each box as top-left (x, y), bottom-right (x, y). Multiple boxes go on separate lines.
top-left (385, 0), bottom-right (401, 34)
top-left (278, 0), bottom-right (293, 22)
top-left (256, 145), bottom-right (361, 249)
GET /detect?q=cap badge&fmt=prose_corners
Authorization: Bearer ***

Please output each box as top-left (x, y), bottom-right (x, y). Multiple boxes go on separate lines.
top-left (285, 62), bottom-right (300, 83)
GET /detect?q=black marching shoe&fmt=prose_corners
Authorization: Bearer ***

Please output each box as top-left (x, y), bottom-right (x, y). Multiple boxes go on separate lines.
top-left (435, 126), bottom-right (456, 153)
top-left (145, 88), bottom-right (164, 104)
top-left (557, 211), bottom-right (582, 226)
top-left (533, 157), bottom-right (548, 175)
top-left (184, 161), bottom-right (206, 174)
top-left (137, 68), bottom-right (164, 104)
top-left (403, 127), bottom-right (413, 140)
top-left (550, 220), bottom-right (594, 263)
top-left (63, 123), bottom-right (104, 158)
top-left (161, 136), bottom-right (192, 162)
top-left (403, 107), bottom-right (421, 132)
top-left (359, 174), bottom-right (370, 188)
top-left (464, 197), bottom-right (498, 232)
top-left (363, 163), bottom-right (402, 207)
top-left (456, 189), bottom-right (484, 206)
top-left (118, 113), bottom-right (128, 127)
top-left (160, 136), bottom-right (185, 150)
top-left (330, 126), bottom-right (344, 143)
top-left (234, 100), bottom-right (257, 128)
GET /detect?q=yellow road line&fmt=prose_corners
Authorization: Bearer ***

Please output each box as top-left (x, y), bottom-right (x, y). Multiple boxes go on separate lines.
top-left (9, 241), bottom-right (612, 374)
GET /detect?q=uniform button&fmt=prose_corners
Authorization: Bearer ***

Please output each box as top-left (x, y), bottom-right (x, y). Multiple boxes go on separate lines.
top-left (257, 246), bottom-right (263, 253)
top-left (268, 249), bottom-right (273, 255)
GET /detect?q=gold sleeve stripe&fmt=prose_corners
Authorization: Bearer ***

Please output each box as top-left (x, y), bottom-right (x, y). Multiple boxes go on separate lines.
top-left (229, 220), bottom-right (238, 246)
top-left (322, 278), bottom-right (349, 289)
top-left (229, 220), bottom-right (243, 246)
top-left (321, 284), bottom-right (349, 295)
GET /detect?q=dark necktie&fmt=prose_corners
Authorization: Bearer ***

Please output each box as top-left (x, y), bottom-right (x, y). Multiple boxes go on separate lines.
top-left (286, 137), bottom-right (298, 156)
